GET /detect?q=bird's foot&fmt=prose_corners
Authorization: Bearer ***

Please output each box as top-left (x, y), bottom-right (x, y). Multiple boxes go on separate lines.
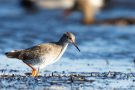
top-left (36, 68), bottom-right (40, 77)
top-left (32, 69), bottom-right (36, 77)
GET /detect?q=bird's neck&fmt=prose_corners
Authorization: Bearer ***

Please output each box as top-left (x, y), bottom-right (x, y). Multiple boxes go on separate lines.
top-left (58, 35), bottom-right (69, 46)
top-left (57, 35), bottom-right (69, 58)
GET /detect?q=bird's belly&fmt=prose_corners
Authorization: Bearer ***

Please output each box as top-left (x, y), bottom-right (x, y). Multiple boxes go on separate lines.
top-left (44, 44), bottom-right (68, 65)
top-left (23, 58), bottom-right (46, 69)
top-left (23, 44), bottom-right (68, 69)
top-left (40, 55), bottom-right (60, 66)
top-left (23, 57), bottom-right (58, 69)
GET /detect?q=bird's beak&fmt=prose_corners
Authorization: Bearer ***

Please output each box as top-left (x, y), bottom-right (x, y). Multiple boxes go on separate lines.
top-left (72, 42), bottom-right (80, 52)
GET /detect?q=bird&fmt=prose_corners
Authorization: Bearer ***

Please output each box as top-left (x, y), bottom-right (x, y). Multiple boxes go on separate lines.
top-left (64, 0), bottom-right (107, 24)
top-left (20, 0), bottom-right (106, 24)
top-left (20, 0), bottom-right (74, 12)
top-left (5, 32), bottom-right (80, 77)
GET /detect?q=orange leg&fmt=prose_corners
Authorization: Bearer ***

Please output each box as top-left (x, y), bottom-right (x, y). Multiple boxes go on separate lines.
top-left (32, 69), bottom-right (37, 77)
top-left (36, 67), bottom-right (40, 76)
top-left (24, 63), bottom-right (37, 77)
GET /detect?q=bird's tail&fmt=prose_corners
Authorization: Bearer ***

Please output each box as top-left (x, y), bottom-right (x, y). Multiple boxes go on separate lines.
top-left (5, 50), bottom-right (21, 58)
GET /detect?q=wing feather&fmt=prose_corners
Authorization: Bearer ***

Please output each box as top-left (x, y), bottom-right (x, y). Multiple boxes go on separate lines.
top-left (18, 43), bottom-right (53, 60)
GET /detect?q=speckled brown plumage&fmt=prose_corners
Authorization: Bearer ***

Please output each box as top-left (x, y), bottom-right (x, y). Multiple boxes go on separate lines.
top-left (5, 32), bottom-right (80, 77)
top-left (17, 43), bottom-right (62, 60)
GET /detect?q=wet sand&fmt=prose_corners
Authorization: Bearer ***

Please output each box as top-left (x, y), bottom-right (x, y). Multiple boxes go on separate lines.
top-left (0, 71), bottom-right (135, 90)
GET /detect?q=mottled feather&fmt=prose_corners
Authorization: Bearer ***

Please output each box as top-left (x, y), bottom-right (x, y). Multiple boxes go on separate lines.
top-left (17, 43), bottom-right (62, 60)
top-left (5, 32), bottom-right (78, 70)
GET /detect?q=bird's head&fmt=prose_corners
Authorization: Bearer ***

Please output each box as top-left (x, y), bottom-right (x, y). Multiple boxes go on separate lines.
top-left (64, 32), bottom-right (80, 52)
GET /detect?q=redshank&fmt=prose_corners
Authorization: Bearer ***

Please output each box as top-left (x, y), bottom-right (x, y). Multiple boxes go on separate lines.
top-left (5, 32), bottom-right (80, 77)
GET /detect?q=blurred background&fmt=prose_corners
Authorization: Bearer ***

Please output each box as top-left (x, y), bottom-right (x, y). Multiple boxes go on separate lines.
top-left (0, 0), bottom-right (135, 74)
top-left (0, 0), bottom-right (135, 89)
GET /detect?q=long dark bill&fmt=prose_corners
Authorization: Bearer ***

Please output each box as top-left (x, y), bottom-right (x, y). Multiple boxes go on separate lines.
top-left (73, 43), bottom-right (80, 52)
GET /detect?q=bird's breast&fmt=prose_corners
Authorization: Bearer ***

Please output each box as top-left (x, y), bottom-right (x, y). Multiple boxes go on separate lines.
top-left (43, 43), bottom-right (68, 65)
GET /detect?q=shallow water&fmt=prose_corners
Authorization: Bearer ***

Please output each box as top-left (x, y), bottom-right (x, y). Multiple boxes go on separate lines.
top-left (0, 0), bottom-right (135, 90)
